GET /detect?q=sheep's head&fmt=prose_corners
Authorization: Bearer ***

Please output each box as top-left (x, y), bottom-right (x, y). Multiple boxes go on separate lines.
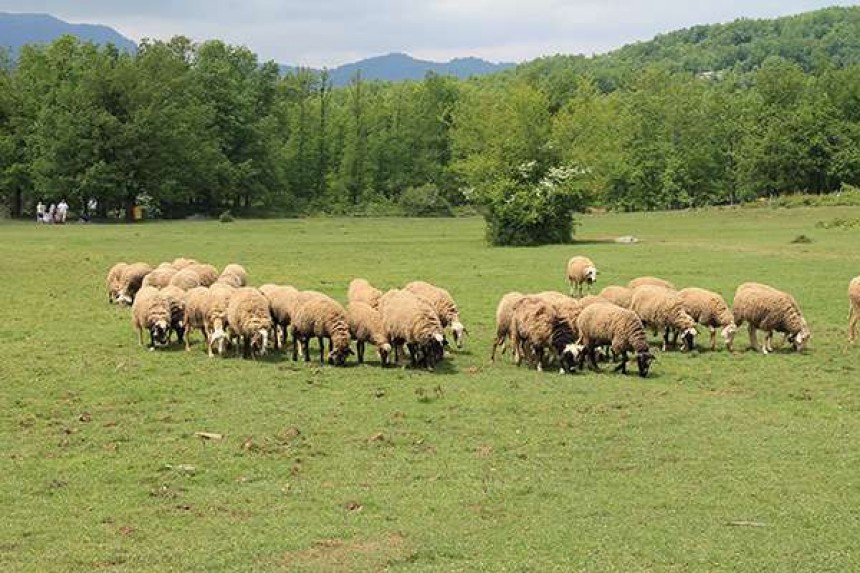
top-left (328, 346), bottom-right (354, 366)
top-left (377, 342), bottom-right (392, 366)
top-left (424, 333), bottom-right (446, 370)
top-left (792, 328), bottom-right (811, 352)
top-left (116, 292), bottom-right (133, 305)
top-left (585, 266), bottom-right (598, 284)
top-left (451, 320), bottom-right (467, 349)
top-left (721, 324), bottom-right (738, 350)
top-left (560, 342), bottom-right (585, 373)
top-left (209, 321), bottom-right (228, 355)
top-left (150, 319), bottom-right (170, 347)
top-left (251, 328), bottom-right (268, 356)
top-left (636, 350), bottom-right (656, 378)
top-left (681, 327), bottom-right (697, 351)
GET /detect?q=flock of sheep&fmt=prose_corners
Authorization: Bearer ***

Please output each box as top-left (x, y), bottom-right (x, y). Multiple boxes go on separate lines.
top-left (106, 259), bottom-right (465, 370)
top-left (107, 254), bottom-right (859, 376)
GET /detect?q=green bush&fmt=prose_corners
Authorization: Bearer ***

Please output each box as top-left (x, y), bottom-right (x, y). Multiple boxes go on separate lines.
top-left (219, 210), bottom-right (235, 223)
top-left (398, 184), bottom-right (453, 217)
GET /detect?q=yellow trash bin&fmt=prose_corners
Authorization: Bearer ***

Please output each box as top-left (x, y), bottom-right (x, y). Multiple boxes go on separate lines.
top-left (132, 206), bottom-right (144, 220)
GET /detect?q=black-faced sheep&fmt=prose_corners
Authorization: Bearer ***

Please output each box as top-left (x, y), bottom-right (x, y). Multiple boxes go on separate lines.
top-left (131, 286), bottom-right (171, 349)
top-left (403, 281), bottom-right (467, 349)
top-left (347, 302), bottom-right (391, 366)
top-left (732, 282), bottom-right (811, 354)
top-left (509, 296), bottom-right (579, 373)
top-left (677, 287), bottom-right (737, 351)
top-left (381, 289), bottom-right (447, 370)
top-left (348, 278), bottom-right (383, 309)
top-left (576, 302), bottom-right (655, 377)
top-left (116, 262), bottom-right (153, 305)
top-left (850, 276), bottom-right (860, 343)
top-left (566, 256), bottom-right (598, 297)
top-left (291, 294), bottom-right (353, 365)
top-left (630, 285), bottom-right (697, 351)
top-left (106, 262), bottom-right (128, 303)
top-left (226, 287), bottom-right (272, 359)
top-left (491, 291), bottom-right (525, 362)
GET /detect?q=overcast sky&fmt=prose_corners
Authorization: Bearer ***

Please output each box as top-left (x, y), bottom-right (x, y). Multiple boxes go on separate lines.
top-left (0, 1), bottom-right (855, 66)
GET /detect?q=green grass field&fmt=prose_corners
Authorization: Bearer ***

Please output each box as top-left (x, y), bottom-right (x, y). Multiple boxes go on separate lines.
top-left (1, 207), bottom-right (859, 572)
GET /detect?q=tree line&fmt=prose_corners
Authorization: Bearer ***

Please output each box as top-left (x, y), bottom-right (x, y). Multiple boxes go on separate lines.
top-left (0, 6), bottom-right (858, 245)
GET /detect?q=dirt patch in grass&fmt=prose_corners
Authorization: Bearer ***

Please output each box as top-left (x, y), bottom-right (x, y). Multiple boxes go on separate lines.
top-left (281, 533), bottom-right (413, 571)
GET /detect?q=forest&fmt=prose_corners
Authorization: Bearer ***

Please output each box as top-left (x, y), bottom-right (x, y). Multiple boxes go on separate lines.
top-left (0, 6), bottom-right (858, 242)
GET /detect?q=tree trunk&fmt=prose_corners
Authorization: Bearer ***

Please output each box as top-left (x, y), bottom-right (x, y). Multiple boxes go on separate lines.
top-left (125, 193), bottom-right (136, 223)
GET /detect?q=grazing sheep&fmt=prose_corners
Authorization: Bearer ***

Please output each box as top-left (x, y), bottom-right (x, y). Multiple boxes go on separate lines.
top-left (116, 262), bottom-right (153, 305)
top-left (579, 295), bottom-right (610, 308)
top-left (156, 262), bottom-right (176, 270)
top-left (599, 285), bottom-right (633, 308)
top-left (628, 276), bottom-right (676, 290)
top-left (220, 264), bottom-right (247, 287)
top-left (215, 272), bottom-right (244, 288)
top-left (183, 287), bottom-right (211, 352)
top-left (509, 296), bottom-right (579, 373)
top-left (347, 278), bottom-right (384, 309)
top-left (106, 262), bottom-right (129, 303)
top-left (291, 294), bottom-right (353, 366)
top-left (535, 291), bottom-right (584, 344)
top-left (576, 302), bottom-right (655, 377)
top-left (381, 290), bottom-right (447, 370)
top-left (732, 282), bottom-right (811, 354)
top-left (226, 288), bottom-right (272, 359)
top-left (677, 287), bottom-right (737, 351)
top-left (347, 302), bottom-right (391, 365)
top-left (142, 266), bottom-right (178, 289)
top-left (169, 268), bottom-right (202, 291)
top-left (205, 284), bottom-right (234, 356)
top-left (404, 281), bottom-right (467, 349)
top-left (566, 256), bottom-right (598, 297)
top-left (259, 284), bottom-right (301, 350)
top-left (491, 292), bottom-right (525, 362)
top-left (160, 285), bottom-right (187, 344)
top-left (630, 285), bottom-right (697, 351)
top-left (171, 257), bottom-right (198, 270)
top-left (850, 277), bottom-right (860, 343)
top-left (188, 263), bottom-right (218, 287)
top-left (131, 286), bottom-right (171, 349)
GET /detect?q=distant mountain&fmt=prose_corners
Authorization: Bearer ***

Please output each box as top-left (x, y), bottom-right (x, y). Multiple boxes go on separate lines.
top-left (282, 52), bottom-right (515, 86)
top-left (0, 12), bottom-right (136, 59)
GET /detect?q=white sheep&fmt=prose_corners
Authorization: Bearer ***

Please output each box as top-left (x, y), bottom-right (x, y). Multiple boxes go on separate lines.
top-left (599, 285), bottom-right (633, 308)
top-left (732, 282), bottom-right (810, 354)
top-left (347, 302), bottom-right (392, 366)
top-left (220, 264), bottom-right (247, 287)
top-left (169, 268), bottom-right (202, 291)
top-left (347, 278), bottom-right (383, 309)
top-left (183, 286), bottom-right (211, 352)
top-left (491, 291), bottom-right (525, 362)
top-left (381, 289), bottom-right (447, 370)
top-left (677, 287), bottom-right (737, 351)
top-left (131, 286), bottom-right (171, 349)
top-left (576, 302), bottom-right (655, 377)
top-left (509, 295), bottom-right (579, 373)
top-left (171, 257), bottom-right (198, 270)
top-left (188, 263), bottom-right (218, 287)
top-left (404, 280), bottom-right (467, 349)
top-left (850, 276), bottom-right (860, 343)
top-left (566, 256), bottom-right (597, 297)
top-left (628, 276), bottom-right (676, 290)
top-left (226, 287), bottom-right (272, 359)
top-left (630, 285), bottom-right (697, 351)
top-left (142, 266), bottom-right (178, 289)
top-left (291, 293), bottom-right (353, 365)
top-left (116, 262), bottom-right (153, 304)
top-left (160, 285), bottom-right (188, 344)
top-left (259, 284), bottom-right (301, 350)
top-left (106, 262), bottom-right (128, 303)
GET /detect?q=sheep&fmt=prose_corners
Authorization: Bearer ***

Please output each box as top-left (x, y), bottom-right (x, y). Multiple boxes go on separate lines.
top-left (566, 256), bottom-right (598, 297)
top-left (381, 289), bottom-right (447, 370)
top-left (106, 262), bottom-right (128, 303)
top-left (160, 285), bottom-right (187, 344)
top-left (188, 263), bottom-right (218, 287)
top-left (509, 296), bottom-right (579, 373)
top-left (169, 268), bottom-right (202, 291)
top-left (403, 281), bottom-right (467, 349)
top-left (142, 266), bottom-right (178, 289)
top-left (226, 287), bottom-right (272, 359)
top-left (171, 257), bottom-right (198, 270)
top-left (628, 276), bottom-right (676, 290)
top-left (599, 285), bottom-right (633, 308)
top-left (291, 294), bottom-right (353, 366)
top-left (850, 277), bottom-right (860, 343)
top-left (575, 302), bottom-right (655, 377)
top-left (347, 302), bottom-right (392, 365)
top-left (535, 291), bottom-right (584, 343)
top-left (347, 278), bottom-right (383, 309)
top-left (220, 264), bottom-right (247, 287)
top-left (579, 295), bottom-right (610, 308)
top-left (490, 291), bottom-right (525, 362)
top-left (677, 287), bottom-right (737, 351)
top-left (205, 284), bottom-right (234, 356)
top-left (156, 262), bottom-right (176, 270)
top-left (215, 272), bottom-right (244, 288)
top-left (182, 286), bottom-right (211, 351)
top-left (732, 282), bottom-right (811, 354)
top-left (116, 262), bottom-right (153, 305)
top-left (259, 284), bottom-right (301, 350)
top-left (131, 286), bottom-right (171, 349)
top-left (629, 285), bottom-right (697, 351)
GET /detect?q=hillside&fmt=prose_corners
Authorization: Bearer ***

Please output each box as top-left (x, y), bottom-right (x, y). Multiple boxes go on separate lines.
top-left (0, 12), bottom-right (137, 58)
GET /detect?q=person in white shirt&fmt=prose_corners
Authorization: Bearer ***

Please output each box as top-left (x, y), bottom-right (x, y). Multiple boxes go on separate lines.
top-left (57, 199), bottom-right (69, 223)
top-left (47, 203), bottom-right (56, 224)
top-left (36, 201), bottom-right (45, 223)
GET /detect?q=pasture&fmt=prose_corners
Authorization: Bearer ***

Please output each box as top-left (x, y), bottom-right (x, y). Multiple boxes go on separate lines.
top-left (1, 207), bottom-right (858, 572)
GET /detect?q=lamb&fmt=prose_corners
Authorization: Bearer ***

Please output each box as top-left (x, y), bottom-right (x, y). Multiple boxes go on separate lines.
top-left (403, 281), bottom-right (467, 348)
top-left (677, 287), bottom-right (737, 351)
top-left (291, 294), bottom-right (353, 365)
top-left (509, 296), bottom-right (579, 373)
top-left (106, 262), bottom-right (128, 303)
top-left (381, 289), bottom-right (447, 370)
top-left (131, 286), bottom-right (171, 349)
top-left (171, 257), bottom-right (198, 270)
top-left (220, 264), bottom-right (247, 287)
top-left (259, 284), bottom-right (301, 349)
top-left (142, 266), bottom-right (178, 289)
top-left (188, 263), bottom-right (218, 287)
top-left (576, 302), bottom-right (655, 377)
top-left (850, 276), bottom-right (860, 342)
top-left (490, 291), bottom-right (525, 362)
top-left (566, 255), bottom-right (598, 297)
top-left (169, 268), bottom-right (202, 291)
top-left (160, 285), bottom-right (187, 344)
top-left (629, 285), bottom-right (697, 351)
top-left (599, 285), bottom-right (633, 308)
top-left (347, 278), bottom-right (383, 309)
top-left (226, 287), bottom-right (272, 359)
top-left (347, 302), bottom-right (392, 365)
top-left (628, 276), bottom-right (676, 290)
top-left (732, 282), bottom-right (811, 354)
top-left (116, 262), bottom-right (153, 304)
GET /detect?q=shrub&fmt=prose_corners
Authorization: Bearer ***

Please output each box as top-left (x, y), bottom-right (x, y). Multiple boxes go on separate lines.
top-left (219, 210), bottom-right (235, 223)
top-left (398, 184), bottom-right (453, 217)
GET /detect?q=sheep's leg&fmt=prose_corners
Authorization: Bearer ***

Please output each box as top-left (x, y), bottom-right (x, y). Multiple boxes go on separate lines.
top-left (765, 331), bottom-right (774, 353)
top-left (290, 327), bottom-right (298, 361)
top-left (586, 346), bottom-right (602, 372)
top-left (568, 281), bottom-right (575, 297)
top-left (709, 327), bottom-right (716, 351)
top-left (662, 327), bottom-right (671, 351)
top-left (613, 351), bottom-right (628, 374)
top-left (243, 337), bottom-right (251, 359)
top-left (535, 347), bottom-right (545, 372)
top-left (407, 343), bottom-right (418, 367)
top-left (184, 326), bottom-right (193, 351)
top-left (850, 305), bottom-right (858, 343)
top-left (317, 336), bottom-right (325, 364)
top-left (747, 324), bottom-right (763, 354)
